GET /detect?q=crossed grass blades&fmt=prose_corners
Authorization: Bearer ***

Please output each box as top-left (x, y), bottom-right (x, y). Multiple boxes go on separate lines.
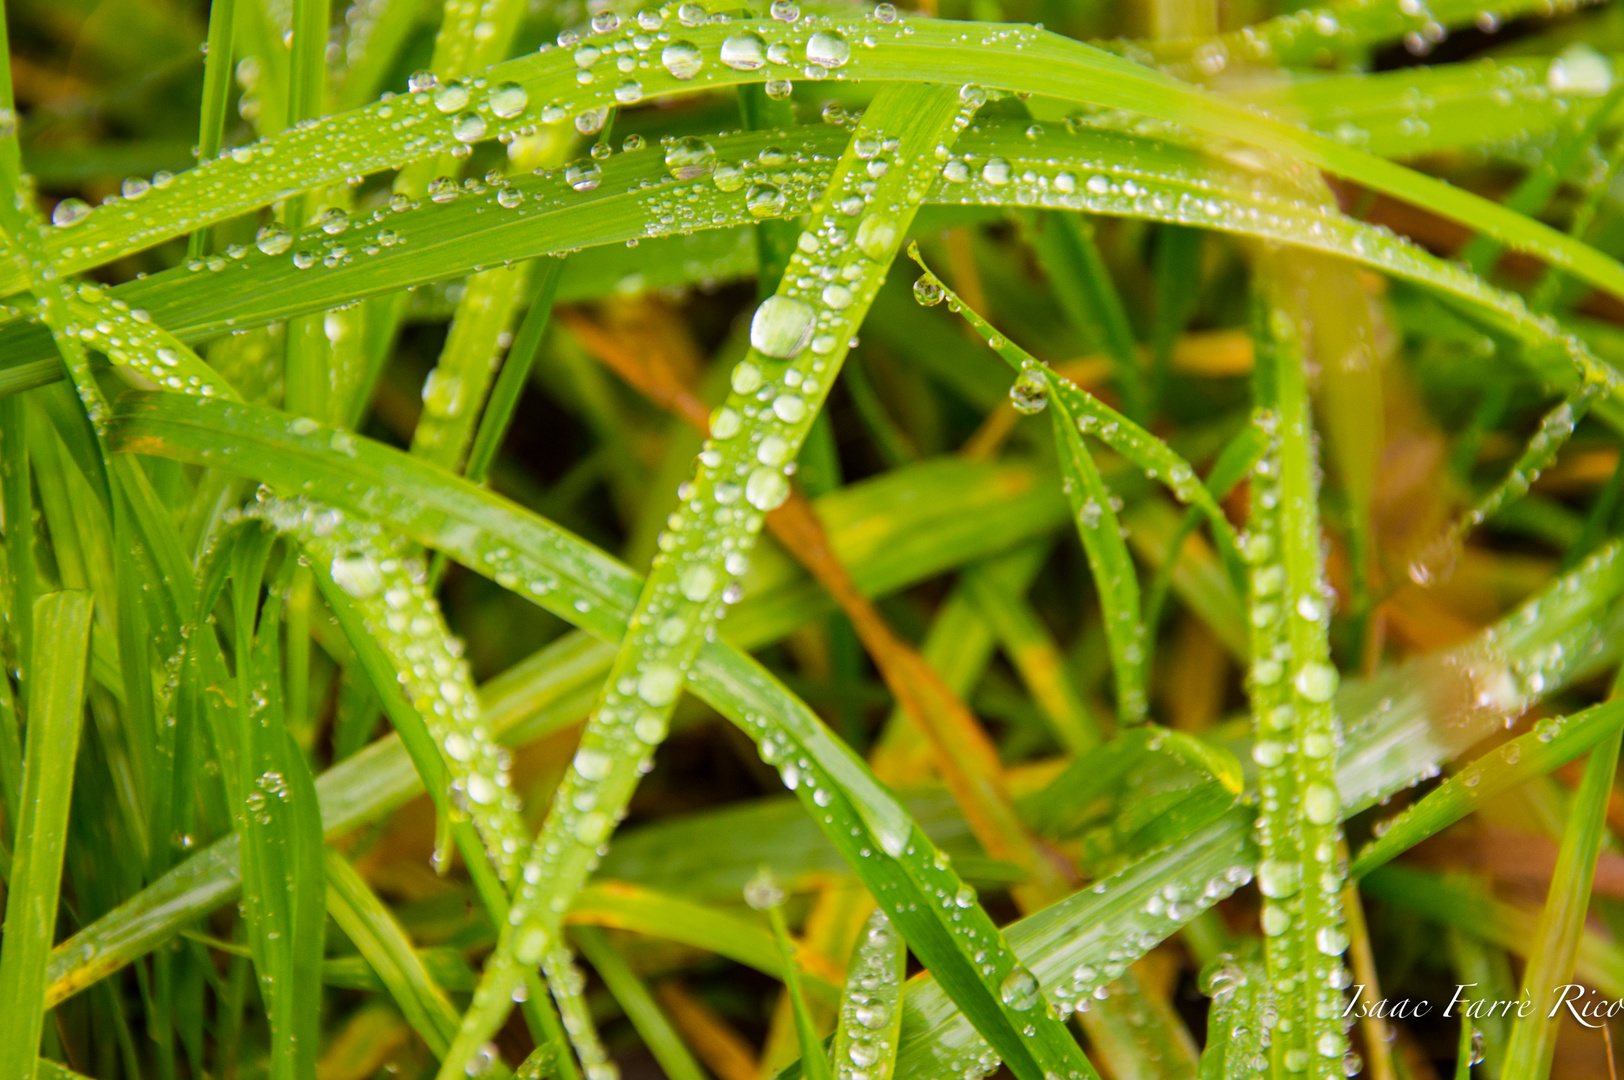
top-left (9, 0), bottom-right (1624, 1076)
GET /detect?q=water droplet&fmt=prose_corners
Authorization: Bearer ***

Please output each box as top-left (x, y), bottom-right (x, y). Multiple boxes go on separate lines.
top-left (772, 394), bottom-right (806, 422)
top-left (666, 136), bottom-right (717, 180)
top-left (331, 552), bottom-right (384, 597)
top-left (1305, 783), bottom-right (1339, 824)
top-left (821, 283), bottom-right (853, 310)
top-left (637, 665), bottom-right (682, 706)
top-left (806, 29), bottom-right (851, 67)
top-left (256, 225), bottom-right (292, 255)
top-left (408, 69), bottom-right (438, 92)
top-left (746, 468), bottom-right (790, 511)
top-left (1294, 662), bottom-right (1339, 703)
top-left (566, 161), bottom-right (603, 191)
top-left (662, 40), bottom-right (704, 79)
top-left (679, 565), bottom-right (716, 602)
top-left (434, 81), bottom-right (471, 113)
top-left (51, 198), bottom-right (91, 227)
top-left (614, 79), bottom-right (643, 104)
top-left (746, 182), bottom-right (785, 218)
top-left (1257, 859), bottom-right (1302, 898)
top-left (452, 111), bottom-right (488, 143)
top-left (855, 213), bottom-right (897, 260)
top-left (489, 81), bottom-right (528, 118)
top-left (750, 296), bottom-right (815, 358)
top-left (913, 277), bottom-right (944, 306)
top-left (981, 158), bottom-right (1011, 185)
top-left (999, 966), bottom-right (1041, 1010)
top-left (721, 32), bottom-right (767, 69)
top-left (1010, 372), bottom-right (1048, 414)
top-left (745, 868), bottom-right (786, 910)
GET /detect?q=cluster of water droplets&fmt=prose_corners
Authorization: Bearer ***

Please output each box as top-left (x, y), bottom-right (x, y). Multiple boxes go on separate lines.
top-left (59, 282), bottom-right (235, 400)
top-left (835, 911), bottom-right (904, 1080)
top-left (544, 943), bottom-right (621, 1080)
top-left (242, 495), bottom-right (530, 883)
top-left (1238, 402), bottom-right (1353, 1077)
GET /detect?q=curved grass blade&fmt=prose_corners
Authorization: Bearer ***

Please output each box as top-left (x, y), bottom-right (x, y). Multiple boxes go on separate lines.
top-left (107, 390), bottom-right (1102, 1080)
top-left (907, 247), bottom-right (1245, 589)
top-left (1349, 698), bottom-right (1624, 878)
top-left (247, 498), bottom-right (530, 884)
top-left (574, 925), bottom-right (708, 1080)
top-left (545, 943), bottom-right (618, 1080)
top-left (1500, 704), bottom-right (1624, 1080)
top-left (5, 118), bottom-right (1621, 437)
top-left (833, 911), bottom-right (906, 1080)
top-left (435, 83), bottom-right (984, 1078)
top-left (0, 592), bottom-right (94, 1080)
top-left (324, 847), bottom-right (464, 1061)
top-left (1194, 948), bottom-right (1269, 1080)
top-left (1249, 259), bottom-right (1349, 1076)
top-left (752, 873), bottom-right (834, 1080)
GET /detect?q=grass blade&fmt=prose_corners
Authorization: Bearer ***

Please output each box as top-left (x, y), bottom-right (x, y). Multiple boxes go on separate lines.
top-left (1500, 697), bottom-right (1624, 1079)
top-left (574, 925), bottom-right (709, 1080)
top-left (437, 82), bottom-right (982, 1075)
top-left (0, 591), bottom-right (94, 1080)
top-left (833, 911), bottom-right (906, 1080)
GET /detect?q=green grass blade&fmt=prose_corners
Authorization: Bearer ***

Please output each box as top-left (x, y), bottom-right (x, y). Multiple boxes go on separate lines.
top-left (0, 591), bottom-right (94, 1080)
top-left (754, 875), bottom-right (834, 1080)
top-left (1350, 698), bottom-right (1624, 878)
top-left (574, 925), bottom-right (709, 1080)
top-left (1195, 949), bottom-right (1269, 1080)
top-left (464, 257), bottom-right (565, 484)
top-left (1499, 711), bottom-right (1624, 1079)
top-left (1249, 258), bottom-right (1349, 1076)
top-left (188, 0), bottom-right (239, 258)
top-left (324, 848), bottom-right (463, 1060)
top-left (107, 390), bottom-right (1103, 1080)
top-left (440, 81), bottom-right (980, 1075)
top-left (833, 910), bottom-right (906, 1080)
top-left (544, 943), bottom-right (616, 1080)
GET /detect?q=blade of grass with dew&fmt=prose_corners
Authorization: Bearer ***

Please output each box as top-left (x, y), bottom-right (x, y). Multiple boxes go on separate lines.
top-left (1144, 420), bottom-right (1266, 643)
top-left (188, 0), bottom-right (239, 259)
top-left (907, 246), bottom-right (1245, 588)
top-left (1024, 211), bottom-right (1145, 421)
top-left (105, 390), bottom-right (1105, 1080)
top-left (1499, 681), bottom-right (1624, 1080)
top-left (226, 529), bottom-right (326, 1080)
top-left (0, 591), bottom-right (94, 1080)
top-left (432, 83), bottom-right (991, 1079)
top-left (252, 499), bottom-right (530, 883)
top-left (574, 925), bottom-right (709, 1080)
top-left (1194, 948), bottom-right (1270, 1080)
top-left (98, 386), bottom-right (1624, 1061)
top-left (324, 848), bottom-right (463, 1061)
top-left (545, 942), bottom-right (616, 1080)
top-left (752, 872), bottom-right (834, 1080)
top-left (1349, 698), bottom-right (1624, 878)
top-left (833, 910), bottom-right (906, 1080)
top-left (1249, 258), bottom-right (1350, 1077)
top-left (7, 118), bottom-right (1623, 442)
top-left (24, 13), bottom-right (1624, 312)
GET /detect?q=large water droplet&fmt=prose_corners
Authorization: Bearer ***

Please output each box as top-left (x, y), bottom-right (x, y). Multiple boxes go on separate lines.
top-left (720, 33), bottom-right (767, 69)
top-left (855, 213), bottom-right (898, 260)
top-left (452, 111), bottom-right (488, 143)
top-left (489, 81), bottom-right (528, 118)
top-left (999, 966), bottom-right (1041, 1011)
top-left (806, 29), bottom-right (851, 67)
top-left (434, 82), bottom-right (471, 113)
top-left (1010, 372), bottom-right (1048, 414)
top-left (666, 136), bottom-right (717, 180)
top-left (913, 277), bottom-right (944, 306)
top-left (51, 198), bottom-right (91, 227)
top-left (566, 161), bottom-right (603, 192)
top-left (331, 552), bottom-right (384, 597)
top-left (662, 40), bottom-right (704, 79)
top-left (750, 296), bottom-right (815, 358)
top-left (745, 468), bottom-right (790, 511)
top-left (637, 664), bottom-right (682, 706)
top-left (256, 224), bottom-right (292, 255)
top-left (746, 182), bottom-right (786, 218)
